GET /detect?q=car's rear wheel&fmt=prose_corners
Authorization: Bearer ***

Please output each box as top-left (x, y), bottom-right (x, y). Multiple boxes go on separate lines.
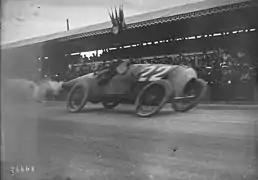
top-left (135, 80), bottom-right (172, 117)
top-left (67, 83), bottom-right (89, 113)
top-left (171, 78), bottom-right (207, 112)
top-left (102, 100), bottom-right (119, 109)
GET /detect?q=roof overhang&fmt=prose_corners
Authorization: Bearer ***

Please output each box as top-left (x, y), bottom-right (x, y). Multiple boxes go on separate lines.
top-left (1, 0), bottom-right (257, 50)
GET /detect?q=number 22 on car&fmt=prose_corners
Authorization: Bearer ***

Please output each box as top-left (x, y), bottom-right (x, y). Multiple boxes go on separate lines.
top-left (138, 65), bottom-right (172, 82)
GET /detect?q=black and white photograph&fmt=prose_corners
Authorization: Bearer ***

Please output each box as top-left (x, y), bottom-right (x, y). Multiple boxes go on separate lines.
top-left (1, 0), bottom-right (258, 179)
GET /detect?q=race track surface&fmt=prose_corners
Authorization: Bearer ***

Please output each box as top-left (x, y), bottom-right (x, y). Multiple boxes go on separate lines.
top-left (2, 102), bottom-right (258, 180)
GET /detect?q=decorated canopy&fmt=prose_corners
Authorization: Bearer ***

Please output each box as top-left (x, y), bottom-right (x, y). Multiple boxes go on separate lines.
top-left (1, 0), bottom-right (257, 52)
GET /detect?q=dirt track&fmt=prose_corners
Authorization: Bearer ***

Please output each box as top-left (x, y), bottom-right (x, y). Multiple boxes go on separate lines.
top-left (2, 102), bottom-right (258, 180)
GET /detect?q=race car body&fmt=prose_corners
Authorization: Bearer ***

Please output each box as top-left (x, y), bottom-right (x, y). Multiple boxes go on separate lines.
top-left (62, 62), bottom-right (207, 117)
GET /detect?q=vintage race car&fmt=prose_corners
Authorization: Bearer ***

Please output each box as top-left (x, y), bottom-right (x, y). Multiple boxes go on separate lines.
top-left (61, 61), bottom-right (207, 117)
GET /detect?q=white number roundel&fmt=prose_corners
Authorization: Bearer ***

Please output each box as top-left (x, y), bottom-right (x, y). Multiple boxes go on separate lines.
top-left (138, 65), bottom-right (172, 82)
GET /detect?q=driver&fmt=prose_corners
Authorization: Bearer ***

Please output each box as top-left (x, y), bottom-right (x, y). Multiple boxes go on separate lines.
top-left (98, 58), bottom-right (130, 85)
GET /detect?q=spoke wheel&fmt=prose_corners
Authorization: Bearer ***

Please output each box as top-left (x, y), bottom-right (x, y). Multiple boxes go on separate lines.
top-left (102, 100), bottom-right (120, 109)
top-left (135, 80), bottom-right (172, 117)
top-left (172, 79), bottom-right (207, 112)
top-left (67, 84), bottom-right (89, 113)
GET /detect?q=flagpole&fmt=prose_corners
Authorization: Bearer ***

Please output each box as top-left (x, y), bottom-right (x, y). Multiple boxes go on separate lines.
top-left (66, 18), bottom-right (70, 31)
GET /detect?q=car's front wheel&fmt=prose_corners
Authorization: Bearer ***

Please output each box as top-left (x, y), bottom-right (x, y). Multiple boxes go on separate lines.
top-left (171, 78), bottom-right (207, 112)
top-left (67, 83), bottom-right (89, 113)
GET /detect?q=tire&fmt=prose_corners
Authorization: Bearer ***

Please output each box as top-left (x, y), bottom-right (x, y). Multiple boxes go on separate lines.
top-left (135, 80), bottom-right (173, 117)
top-left (66, 83), bottom-right (89, 113)
top-left (172, 78), bottom-right (207, 112)
top-left (102, 100), bottom-right (120, 109)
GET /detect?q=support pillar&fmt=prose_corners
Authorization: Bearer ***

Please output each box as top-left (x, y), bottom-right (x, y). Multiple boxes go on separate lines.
top-left (254, 83), bottom-right (258, 102)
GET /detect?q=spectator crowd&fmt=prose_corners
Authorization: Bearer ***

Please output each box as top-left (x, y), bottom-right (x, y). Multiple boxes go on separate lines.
top-left (65, 48), bottom-right (256, 85)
